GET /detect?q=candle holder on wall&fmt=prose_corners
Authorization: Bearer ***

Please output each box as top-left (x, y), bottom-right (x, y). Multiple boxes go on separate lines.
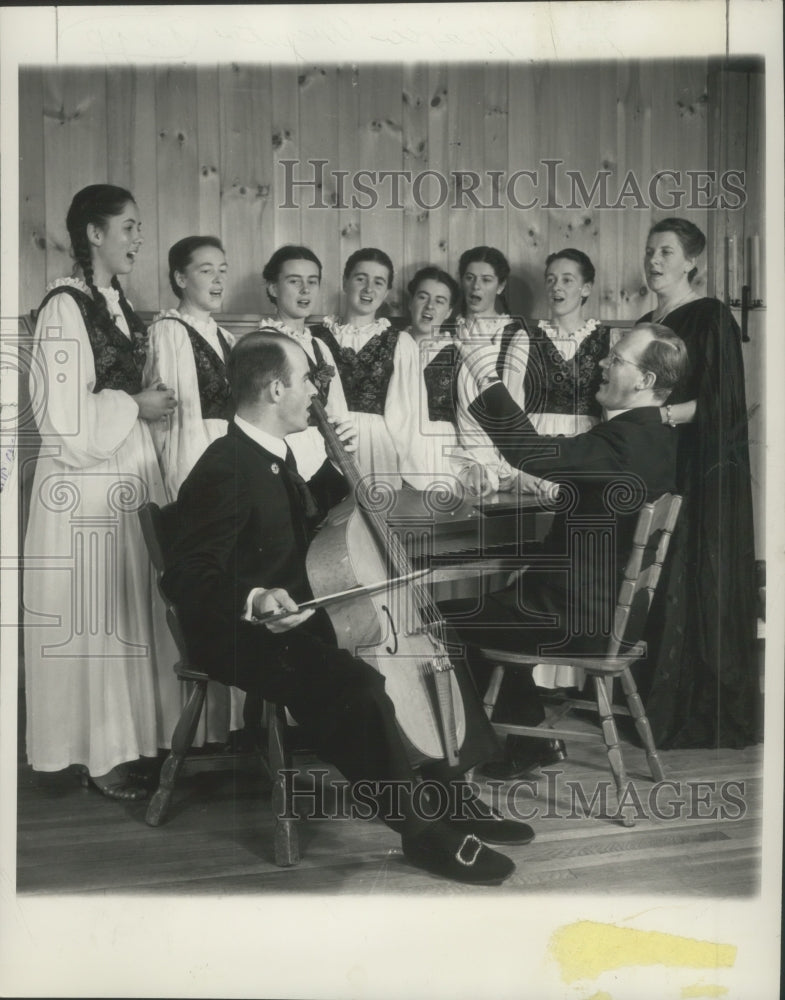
top-left (747, 234), bottom-right (764, 309)
top-left (726, 235), bottom-right (742, 308)
top-left (726, 234), bottom-right (764, 342)
top-left (741, 285), bottom-right (751, 342)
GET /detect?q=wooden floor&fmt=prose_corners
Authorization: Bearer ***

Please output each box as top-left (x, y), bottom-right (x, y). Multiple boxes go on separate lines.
top-left (16, 723), bottom-right (763, 897)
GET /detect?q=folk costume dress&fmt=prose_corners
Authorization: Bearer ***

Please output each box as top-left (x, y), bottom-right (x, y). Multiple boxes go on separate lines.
top-left (453, 314), bottom-right (533, 493)
top-left (525, 319), bottom-right (609, 436)
top-left (144, 308), bottom-right (245, 742)
top-left (398, 329), bottom-right (495, 491)
top-left (23, 277), bottom-right (183, 776)
top-left (316, 316), bottom-right (419, 488)
top-left (637, 297), bottom-right (759, 748)
top-left (259, 317), bottom-right (350, 483)
top-left (518, 318), bottom-right (609, 689)
top-left (144, 309), bottom-right (236, 502)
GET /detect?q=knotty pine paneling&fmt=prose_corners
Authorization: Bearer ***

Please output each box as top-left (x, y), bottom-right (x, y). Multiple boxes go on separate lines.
top-left (19, 59), bottom-right (752, 324)
top-left (106, 67), bottom-right (159, 307)
top-left (41, 67), bottom-right (108, 288)
top-left (334, 63), bottom-right (363, 301)
top-left (218, 64), bottom-right (274, 314)
top-left (446, 63), bottom-right (486, 283)
top-left (195, 67), bottom-right (222, 244)
top-left (154, 66), bottom-right (200, 311)
top-left (356, 63), bottom-right (405, 315)
top-left (18, 68), bottom-right (46, 317)
top-left (400, 63), bottom-right (430, 293)
top-left (297, 65), bottom-right (341, 315)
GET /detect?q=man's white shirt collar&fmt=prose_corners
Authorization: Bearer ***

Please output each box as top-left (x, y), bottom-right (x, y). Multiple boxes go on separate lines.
top-left (603, 407), bottom-right (633, 421)
top-left (234, 415), bottom-right (287, 460)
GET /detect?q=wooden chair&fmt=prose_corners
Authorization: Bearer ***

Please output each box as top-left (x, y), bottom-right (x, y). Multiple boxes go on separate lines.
top-left (138, 501), bottom-right (300, 866)
top-left (478, 492), bottom-right (682, 827)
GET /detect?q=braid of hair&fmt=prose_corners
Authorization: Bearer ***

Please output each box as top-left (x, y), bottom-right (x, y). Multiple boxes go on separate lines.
top-left (111, 275), bottom-right (147, 374)
top-left (111, 275), bottom-right (145, 337)
top-left (65, 184), bottom-right (137, 337)
top-left (71, 228), bottom-right (116, 336)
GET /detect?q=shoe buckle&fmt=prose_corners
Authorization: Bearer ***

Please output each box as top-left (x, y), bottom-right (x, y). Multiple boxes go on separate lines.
top-left (456, 834), bottom-right (483, 867)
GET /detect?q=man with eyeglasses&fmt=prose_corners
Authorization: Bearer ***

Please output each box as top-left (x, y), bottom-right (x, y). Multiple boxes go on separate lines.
top-left (444, 322), bottom-right (688, 779)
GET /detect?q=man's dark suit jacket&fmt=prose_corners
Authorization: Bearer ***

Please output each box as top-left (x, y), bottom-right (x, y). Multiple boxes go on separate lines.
top-left (466, 384), bottom-right (679, 653)
top-left (162, 421), bottom-right (347, 689)
top-left (162, 420), bottom-right (498, 772)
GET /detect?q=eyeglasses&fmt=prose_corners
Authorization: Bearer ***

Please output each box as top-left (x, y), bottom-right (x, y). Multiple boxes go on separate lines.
top-left (605, 348), bottom-right (648, 372)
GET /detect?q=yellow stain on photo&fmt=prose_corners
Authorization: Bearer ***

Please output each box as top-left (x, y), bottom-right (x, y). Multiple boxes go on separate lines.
top-left (681, 984), bottom-right (730, 998)
top-left (550, 920), bottom-right (737, 984)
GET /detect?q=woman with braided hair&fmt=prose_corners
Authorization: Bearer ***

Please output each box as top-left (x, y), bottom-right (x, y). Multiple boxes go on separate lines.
top-left (23, 185), bottom-right (182, 800)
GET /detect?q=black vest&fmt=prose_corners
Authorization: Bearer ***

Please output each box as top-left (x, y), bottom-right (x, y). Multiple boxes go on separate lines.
top-left (165, 316), bottom-right (233, 420)
top-left (38, 285), bottom-right (146, 394)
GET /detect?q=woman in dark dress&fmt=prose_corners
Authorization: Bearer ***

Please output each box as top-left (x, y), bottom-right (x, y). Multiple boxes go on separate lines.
top-left (639, 217), bottom-right (759, 749)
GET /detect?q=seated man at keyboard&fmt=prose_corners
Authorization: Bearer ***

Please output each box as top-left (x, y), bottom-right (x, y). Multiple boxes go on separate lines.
top-left (162, 329), bottom-right (534, 885)
top-left (445, 322), bottom-right (687, 779)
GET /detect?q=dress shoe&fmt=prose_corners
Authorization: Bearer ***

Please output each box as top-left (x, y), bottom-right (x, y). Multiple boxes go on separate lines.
top-left (77, 764), bottom-right (149, 802)
top-left (402, 822), bottom-right (515, 885)
top-left (480, 737), bottom-right (567, 781)
top-left (444, 788), bottom-right (535, 846)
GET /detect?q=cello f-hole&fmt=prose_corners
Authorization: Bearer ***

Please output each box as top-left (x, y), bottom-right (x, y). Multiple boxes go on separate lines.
top-left (382, 605), bottom-right (398, 654)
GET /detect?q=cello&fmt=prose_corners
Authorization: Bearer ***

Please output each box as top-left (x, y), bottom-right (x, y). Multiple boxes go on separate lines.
top-left (306, 398), bottom-right (491, 770)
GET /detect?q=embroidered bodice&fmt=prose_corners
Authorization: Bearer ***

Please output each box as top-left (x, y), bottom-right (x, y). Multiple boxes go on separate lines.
top-left (153, 309), bottom-right (233, 420)
top-left (524, 319), bottom-right (609, 416)
top-left (422, 340), bottom-right (459, 423)
top-left (40, 277), bottom-right (146, 395)
top-left (316, 318), bottom-right (400, 415)
top-left (258, 316), bottom-right (335, 405)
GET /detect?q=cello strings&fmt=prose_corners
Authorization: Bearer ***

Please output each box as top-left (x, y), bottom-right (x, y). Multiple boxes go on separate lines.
top-left (312, 398), bottom-right (453, 676)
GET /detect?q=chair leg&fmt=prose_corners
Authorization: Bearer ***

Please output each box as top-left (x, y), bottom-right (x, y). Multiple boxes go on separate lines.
top-left (619, 667), bottom-right (666, 782)
top-left (267, 703), bottom-right (300, 867)
top-left (146, 680), bottom-right (207, 827)
top-left (243, 688), bottom-right (265, 751)
top-left (594, 676), bottom-right (635, 828)
top-left (483, 665), bottom-right (505, 720)
top-left (459, 665), bottom-right (507, 783)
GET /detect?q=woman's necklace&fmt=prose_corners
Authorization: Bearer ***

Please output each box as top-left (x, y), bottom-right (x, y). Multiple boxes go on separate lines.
top-left (652, 289), bottom-right (698, 323)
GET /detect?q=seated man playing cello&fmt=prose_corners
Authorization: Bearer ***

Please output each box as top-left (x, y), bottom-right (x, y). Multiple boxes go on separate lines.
top-left (162, 329), bottom-right (533, 885)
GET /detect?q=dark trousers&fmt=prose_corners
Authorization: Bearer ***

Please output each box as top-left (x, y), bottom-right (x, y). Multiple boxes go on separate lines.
top-left (235, 610), bottom-right (496, 837)
top-left (438, 581), bottom-right (577, 727)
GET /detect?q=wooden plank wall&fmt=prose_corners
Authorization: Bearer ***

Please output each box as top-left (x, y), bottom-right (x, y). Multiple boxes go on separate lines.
top-left (20, 59), bottom-right (751, 320)
top-left (706, 62), bottom-right (766, 557)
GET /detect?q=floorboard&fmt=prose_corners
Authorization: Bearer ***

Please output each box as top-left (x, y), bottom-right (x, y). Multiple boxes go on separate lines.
top-left (16, 731), bottom-right (764, 897)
